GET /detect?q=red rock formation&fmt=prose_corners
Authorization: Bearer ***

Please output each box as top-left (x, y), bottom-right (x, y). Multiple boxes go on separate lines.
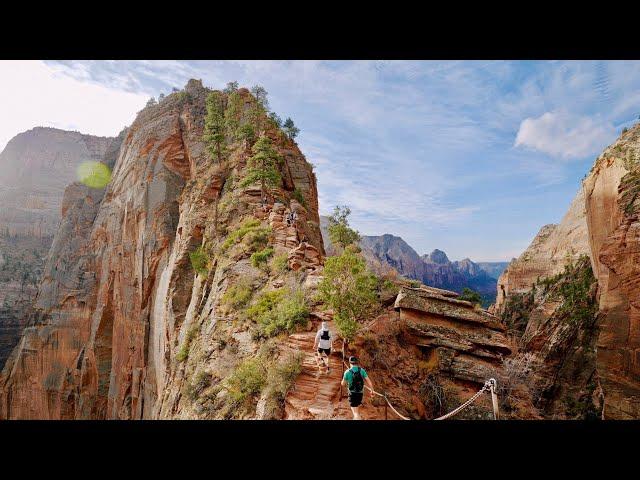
top-left (495, 187), bottom-right (590, 312)
top-left (583, 124), bottom-right (640, 419)
top-left (1, 80), bottom-right (323, 419)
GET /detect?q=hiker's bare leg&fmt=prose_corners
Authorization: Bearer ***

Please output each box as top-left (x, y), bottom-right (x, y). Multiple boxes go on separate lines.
top-left (320, 353), bottom-right (329, 372)
top-left (351, 406), bottom-right (362, 420)
top-left (314, 352), bottom-right (322, 374)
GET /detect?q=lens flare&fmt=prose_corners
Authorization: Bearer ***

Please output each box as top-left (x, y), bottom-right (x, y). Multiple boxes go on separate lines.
top-left (77, 161), bottom-right (111, 189)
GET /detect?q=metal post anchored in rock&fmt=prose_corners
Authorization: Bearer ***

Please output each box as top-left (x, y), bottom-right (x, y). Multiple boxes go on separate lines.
top-left (489, 378), bottom-right (499, 420)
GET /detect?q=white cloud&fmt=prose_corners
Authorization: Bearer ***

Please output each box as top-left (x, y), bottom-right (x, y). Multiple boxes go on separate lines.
top-left (0, 61), bottom-right (149, 151)
top-left (514, 110), bottom-right (616, 159)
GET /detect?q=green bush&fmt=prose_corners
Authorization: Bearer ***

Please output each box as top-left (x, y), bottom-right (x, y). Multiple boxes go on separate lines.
top-left (250, 247), bottom-right (274, 268)
top-left (247, 289), bottom-right (309, 337)
top-left (221, 279), bottom-right (254, 311)
top-left (262, 353), bottom-right (303, 418)
top-left (270, 253), bottom-right (289, 274)
top-left (292, 188), bottom-right (307, 208)
top-left (189, 246), bottom-right (209, 276)
top-left (458, 287), bottom-right (482, 305)
top-left (225, 357), bottom-right (267, 403)
top-left (221, 219), bottom-right (271, 252)
top-left (327, 205), bottom-right (360, 251)
top-left (176, 324), bottom-right (199, 362)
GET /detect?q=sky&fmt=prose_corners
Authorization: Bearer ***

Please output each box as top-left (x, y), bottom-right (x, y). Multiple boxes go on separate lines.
top-left (1, 60), bottom-right (639, 262)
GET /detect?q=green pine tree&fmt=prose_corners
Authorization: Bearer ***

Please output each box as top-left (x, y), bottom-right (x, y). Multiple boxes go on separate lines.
top-left (240, 134), bottom-right (282, 197)
top-left (204, 91), bottom-right (226, 161)
top-left (283, 117), bottom-right (300, 140)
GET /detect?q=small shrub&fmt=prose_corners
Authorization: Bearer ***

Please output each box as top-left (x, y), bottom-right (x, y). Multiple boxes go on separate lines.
top-left (247, 289), bottom-right (309, 337)
top-left (263, 353), bottom-right (303, 418)
top-left (250, 247), bottom-right (274, 268)
top-left (419, 374), bottom-right (458, 418)
top-left (246, 289), bottom-right (286, 321)
top-left (221, 219), bottom-right (270, 252)
top-left (221, 175), bottom-right (235, 195)
top-left (242, 228), bottom-right (270, 252)
top-left (221, 279), bottom-right (254, 311)
top-left (291, 188), bottom-right (307, 208)
top-left (176, 324), bottom-right (199, 362)
top-left (189, 246), bottom-right (209, 276)
top-left (225, 357), bottom-right (267, 403)
top-left (458, 287), bottom-right (482, 305)
top-left (175, 91), bottom-right (191, 102)
top-left (270, 253), bottom-right (289, 274)
top-left (185, 370), bottom-right (213, 402)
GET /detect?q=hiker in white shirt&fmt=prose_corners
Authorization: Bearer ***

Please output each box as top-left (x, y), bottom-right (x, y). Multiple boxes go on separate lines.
top-left (313, 321), bottom-right (333, 373)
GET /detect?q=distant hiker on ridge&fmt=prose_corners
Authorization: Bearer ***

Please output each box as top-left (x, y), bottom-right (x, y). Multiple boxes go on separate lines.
top-left (341, 356), bottom-right (374, 420)
top-left (313, 321), bottom-right (333, 374)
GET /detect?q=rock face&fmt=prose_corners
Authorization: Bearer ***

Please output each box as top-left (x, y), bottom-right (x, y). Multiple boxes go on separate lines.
top-left (0, 234), bottom-right (50, 369)
top-left (0, 127), bottom-right (113, 238)
top-left (583, 123), bottom-right (640, 419)
top-left (505, 256), bottom-right (601, 418)
top-left (0, 81), bottom-right (323, 419)
top-left (496, 122), bottom-right (640, 419)
top-left (0, 128), bottom-right (114, 371)
top-left (495, 187), bottom-right (591, 311)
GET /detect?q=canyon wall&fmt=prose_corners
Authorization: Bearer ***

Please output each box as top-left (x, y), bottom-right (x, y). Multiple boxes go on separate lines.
top-left (0, 127), bottom-right (113, 238)
top-left (0, 128), bottom-right (113, 370)
top-left (0, 80), bottom-right (323, 419)
top-left (495, 186), bottom-right (590, 311)
top-left (583, 124), bottom-right (640, 419)
top-left (496, 122), bottom-right (640, 419)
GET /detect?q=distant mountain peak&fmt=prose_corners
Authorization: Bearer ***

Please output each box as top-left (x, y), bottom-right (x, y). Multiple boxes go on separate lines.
top-left (426, 248), bottom-right (450, 264)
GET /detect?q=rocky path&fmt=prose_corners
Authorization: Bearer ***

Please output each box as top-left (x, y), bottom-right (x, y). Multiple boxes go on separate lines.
top-left (283, 320), bottom-right (386, 420)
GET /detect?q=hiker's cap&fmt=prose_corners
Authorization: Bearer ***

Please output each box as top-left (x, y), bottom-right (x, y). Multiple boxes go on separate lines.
top-left (349, 356), bottom-right (358, 364)
top-left (321, 321), bottom-right (329, 330)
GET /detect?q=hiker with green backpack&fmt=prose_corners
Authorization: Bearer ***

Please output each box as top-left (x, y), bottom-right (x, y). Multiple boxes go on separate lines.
top-left (341, 356), bottom-right (374, 420)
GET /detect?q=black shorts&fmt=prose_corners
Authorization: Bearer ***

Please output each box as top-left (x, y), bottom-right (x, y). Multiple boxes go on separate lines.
top-left (317, 348), bottom-right (331, 356)
top-left (348, 391), bottom-right (363, 407)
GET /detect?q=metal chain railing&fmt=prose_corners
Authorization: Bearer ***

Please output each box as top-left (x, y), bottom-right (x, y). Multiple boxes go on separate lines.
top-left (339, 341), bottom-right (500, 420)
top-left (433, 379), bottom-right (498, 420)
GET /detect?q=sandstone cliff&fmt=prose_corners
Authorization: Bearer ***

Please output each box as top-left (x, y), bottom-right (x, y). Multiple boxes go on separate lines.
top-left (583, 123), bottom-right (640, 419)
top-left (496, 122), bottom-right (640, 419)
top-left (0, 80), bottom-right (323, 419)
top-left (0, 128), bottom-right (114, 370)
top-left (0, 127), bottom-right (113, 238)
top-left (495, 186), bottom-right (590, 312)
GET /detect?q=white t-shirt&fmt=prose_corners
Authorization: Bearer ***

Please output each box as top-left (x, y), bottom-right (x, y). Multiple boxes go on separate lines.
top-left (315, 328), bottom-right (333, 350)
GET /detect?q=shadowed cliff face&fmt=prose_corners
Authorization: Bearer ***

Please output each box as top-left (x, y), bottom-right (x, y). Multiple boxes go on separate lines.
top-left (0, 80), bottom-right (323, 419)
top-left (583, 123), bottom-right (640, 419)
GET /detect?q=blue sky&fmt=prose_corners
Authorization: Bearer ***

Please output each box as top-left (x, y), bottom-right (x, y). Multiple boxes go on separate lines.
top-left (2, 60), bottom-right (639, 261)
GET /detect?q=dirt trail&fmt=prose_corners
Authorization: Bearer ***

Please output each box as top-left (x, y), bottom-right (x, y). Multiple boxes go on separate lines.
top-left (283, 320), bottom-right (387, 420)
